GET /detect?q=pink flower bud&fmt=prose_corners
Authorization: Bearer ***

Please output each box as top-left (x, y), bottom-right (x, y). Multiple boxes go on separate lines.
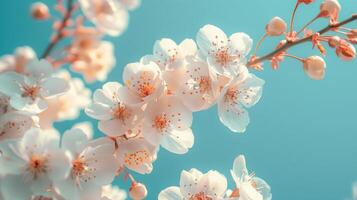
top-left (298, 0), bottom-right (314, 4)
top-left (346, 29), bottom-right (357, 44)
top-left (266, 17), bottom-right (287, 36)
top-left (328, 36), bottom-right (341, 47)
top-left (336, 40), bottom-right (356, 61)
top-left (129, 183), bottom-right (147, 200)
top-left (303, 56), bottom-right (326, 80)
top-left (31, 2), bottom-right (50, 20)
top-left (319, 0), bottom-right (341, 21)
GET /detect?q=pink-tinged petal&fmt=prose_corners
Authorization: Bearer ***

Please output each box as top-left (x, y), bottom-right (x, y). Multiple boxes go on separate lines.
top-left (40, 77), bottom-right (69, 98)
top-left (237, 74), bottom-right (264, 108)
top-left (0, 111), bottom-right (34, 142)
top-left (82, 144), bottom-right (117, 185)
top-left (0, 71), bottom-right (24, 96)
top-left (85, 103), bottom-right (112, 120)
top-left (93, 89), bottom-right (115, 106)
top-left (62, 128), bottom-right (89, 155)
top-left (119, 0), bottom-right (141, 10)
top-left (180, 169), bottom-right (203, 197)
top-left (179, 39), bottom-right (197, 57)
top-left (154, 38), bottom-right (183, 69)
top-left (47, 149), bottom-right (71, 181)
top-left (229, 33), bottom-right (253, 57)
top-left (10, 94), bottom-right (48, 114)
top-left (239, 182), bottom-right (263, 200)
top-left (196, 170), bottom-right (228, 198)
top-left (252, 177), bottom-right (272, 200)
top-left (19, 128), bottom-right (60, 155)
top-left (158, 186), bottom-right (183, 200)
top-left (196, 24), bottom-right (228, 57)
top-left (142, 123), bottom-right (163, 146)
top-left (161, 128), bottom-right (194, 154)
top-left (231, 155), bottom-right (249, 184)
top-left (218, 99), bottom-right (249, 133)
top-left (0, 175), bottom-right (33, 200)
top-left (25, 59), bottom-right (53, 79)
top-left (98, 119), bottom-right (129, 137)
top-left (102, 82), bottom-right (122, 99)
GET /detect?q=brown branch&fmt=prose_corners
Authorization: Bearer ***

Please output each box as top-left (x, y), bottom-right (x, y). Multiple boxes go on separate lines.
top-left (247, 14), bottom-right (357, 67)
top-left (41, 0), bottom-right (75, 59)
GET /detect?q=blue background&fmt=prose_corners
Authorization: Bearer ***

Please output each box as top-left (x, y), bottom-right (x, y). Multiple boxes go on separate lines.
top-left (1, 0), bottom-right (357, 199)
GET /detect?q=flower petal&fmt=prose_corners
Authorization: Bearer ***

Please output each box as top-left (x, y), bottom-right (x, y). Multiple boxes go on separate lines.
top-left (218, 100), bottom-right (249, 133)
top-left (161, 128), bottom-right (194, 154)
top-left (40, 77), bottom-right (69, 98)
top-left (158, 186), bottom-right (183, 200)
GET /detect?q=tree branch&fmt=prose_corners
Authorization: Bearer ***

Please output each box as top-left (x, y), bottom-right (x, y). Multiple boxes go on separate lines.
top-left (41, 0), bottom-right (75, 59)
top-left (247, 14), bottom-right (357, 67)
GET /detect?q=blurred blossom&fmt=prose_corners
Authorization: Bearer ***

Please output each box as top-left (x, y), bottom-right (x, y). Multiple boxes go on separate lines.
top-left (39, 70), bottom-right (91, 129)
top-left (0, 46), bottom-right (36, 73)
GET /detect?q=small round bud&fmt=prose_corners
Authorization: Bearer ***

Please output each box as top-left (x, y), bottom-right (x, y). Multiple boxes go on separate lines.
top-left (346, 29), bottom-right (357, 44)
top-left (303, 56), bottom-right (326, 80)
top-left (328, 36), bottom-right (341, 48)
top-left (30, 2), bottom-right (50, 20)
top-left (298, 0), bottom-right (314, 4)
top-left (265, 17), bottom-right (287, 36)
top-left (319, 0), bottom-right (341, 21)
top-left (129, 183), bottom-right (147, 200)
top-left (336, 40), bottom-right (356, 61)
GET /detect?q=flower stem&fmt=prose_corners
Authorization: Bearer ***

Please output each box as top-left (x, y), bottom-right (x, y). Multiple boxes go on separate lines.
top-left (297, 15), bottom-right (320, 35)
top-left (289, 1), bottom-right (300, 34)
top-left (247, 14), bottom-right (357, 67)
top-left (41, 0), bottom-right (75, 59)
top-left (253, 33), bottom-right (268, 56)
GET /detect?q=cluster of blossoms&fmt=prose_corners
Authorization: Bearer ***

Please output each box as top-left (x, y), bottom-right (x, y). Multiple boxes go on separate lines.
top-left (159, 155), bottom-right (271, 200)
top-left (0, 0), bottom-right (356, 199)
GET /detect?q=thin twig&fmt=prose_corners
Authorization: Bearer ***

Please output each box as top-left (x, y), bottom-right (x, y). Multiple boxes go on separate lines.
top-left (247, 14), bottom-right (357, 67)
top-left (41, 0), bottom-right (75, 58)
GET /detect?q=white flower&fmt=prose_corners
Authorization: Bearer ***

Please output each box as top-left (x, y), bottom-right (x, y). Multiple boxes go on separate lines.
top-left (72, 26), bottom-right (102, 52)
top-left (71, 41), bottom-right (116, 82)
top-left (229, 155), bottom-right (272, 200)
top-left (217, 67), bottom-right (264, 133)
top-left (118, 0), bottom-right (141, 10)
top-left (158, 168), bottom-right (228, 200)
top-left (39, 70), bottom-right (91, 129)
top-left (0, 59), bottom-right (69, 114)
top-left (116, 133), bottom-right (158, 174)
top-left (196, 25), bottom-right (253, 78)
top-left (79, 0), bottom-right (129, 36)
top-left (123, 61), bottom-right (164, 104)
top-left (86, 82), bottom-right (144, 137)
top-left (0, 46), bottom-right (36, 73)
top-left (177, 56), bottom-right (221, 111)
top-left (0, 111), bottom-right (36, 143)
top-left (142, 95), bottom-right (194, 154)
top-left (55, 128), bottom-right (117, 200)
top-left (101, 184), bottom-right (127, 200)
top-left (0, 128), bottom-right (71, 197)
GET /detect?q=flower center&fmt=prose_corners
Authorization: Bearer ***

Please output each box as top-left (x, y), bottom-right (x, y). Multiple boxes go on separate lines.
top-left (21, 85), bottom-right (40, 100)
top-left (215, 49), bottom-right (233, 67)
top-left (189, 192), bottom-right (213, 200)
top-left (124, 150), bottom-right (150, 168)
top-left (153, 115), bottom-right (168, 131)
top-left (27, 154), bottom-right (48, 180)
top-left (198, 76), bottom-right (211, 94)
top-left (225, 87), bottom-right (238, 103)
top-left (138, 83), bottom-right (155, 98)
top-left (112, 104), bottom-right (131, 122)
top-left (72, 158), bottom-right (87, 177)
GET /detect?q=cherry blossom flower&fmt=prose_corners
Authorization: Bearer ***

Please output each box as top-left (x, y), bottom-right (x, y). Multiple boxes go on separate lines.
top-left (0, 46), bottom-right (36, 73)
top-left (71, 41), bottom-right (116, 82)
top-left (119, 0), bottom-right (141, 11)
top-left (217, 67), bottom-right (264, 133)
top-left (0, 111), bottom-right (36, 143)
top-left (158, 168), bottom-right (228, 200)
top-left (0, 59), bottom-right (69, 114)
top-left (71, 26), bottom-right (102, 52)
top-left (228, 155), bottom-right (272, 200)
top-left (196, 24), bottom-right (253, 78)
top-left (79, 0), bottom-right (129, 36)
top-left (177, 56), bottom-right (221, 111)
top-left (123, 61), bottom-right (164, 104)
top-left (142, 95), bottom-right (194, 154)
top-left (55, 128), bottom-right (117, 200)
top-left (39, 70), bottom-right (91, 129)
top-left (0, 128), bottom-right (70, 197)
top-left (116, 135), bottom-right (158, 174)
top-left (86, 82), bottom-right (144, 137)
top-left (101, 184), bottom-right (127, 200)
